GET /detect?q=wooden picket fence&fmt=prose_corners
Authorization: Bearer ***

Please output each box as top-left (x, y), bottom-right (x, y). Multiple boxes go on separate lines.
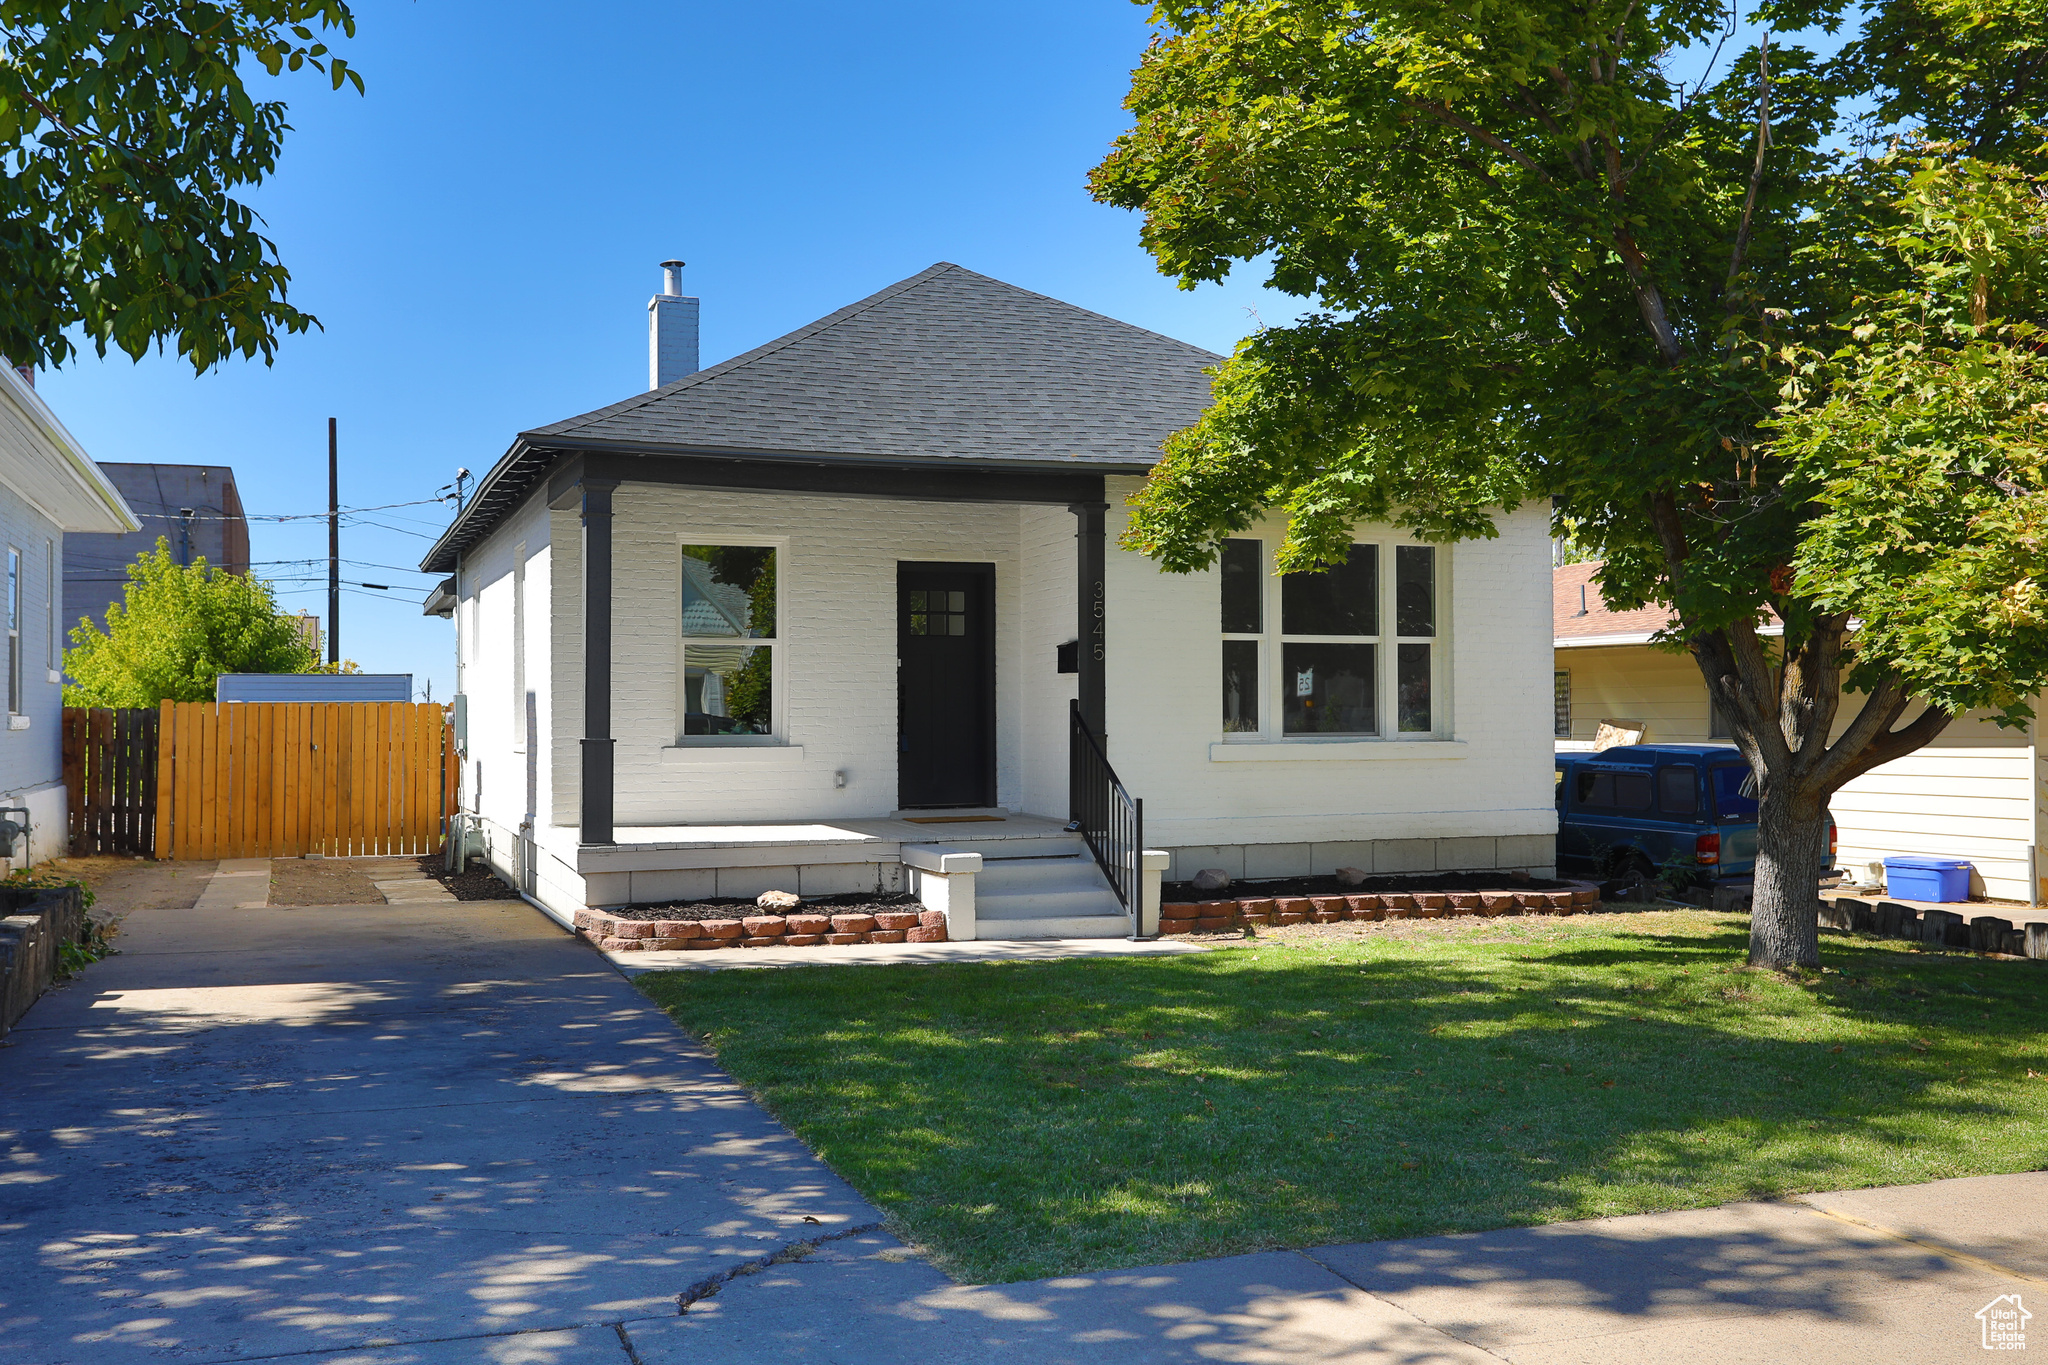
top-left (63, 708), bottom-right (162, 856)
top-left (154, 701), bottom-right (456, 861)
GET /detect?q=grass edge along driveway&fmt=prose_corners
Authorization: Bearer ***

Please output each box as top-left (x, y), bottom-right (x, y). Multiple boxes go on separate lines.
top-left (636, 910), bottom-right (2048, 1284)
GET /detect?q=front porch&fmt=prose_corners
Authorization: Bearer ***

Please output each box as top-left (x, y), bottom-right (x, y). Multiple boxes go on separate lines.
top-left (534, 811), bottom-right (1167, 943)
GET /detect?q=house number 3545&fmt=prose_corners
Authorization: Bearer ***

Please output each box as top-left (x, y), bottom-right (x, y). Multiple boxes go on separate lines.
top-left (1089, 579), bottom-right (1105, 661)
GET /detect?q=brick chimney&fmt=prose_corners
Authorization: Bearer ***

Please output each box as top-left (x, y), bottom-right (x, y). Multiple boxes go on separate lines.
top-left (647, 260), bottom-right (699, 390)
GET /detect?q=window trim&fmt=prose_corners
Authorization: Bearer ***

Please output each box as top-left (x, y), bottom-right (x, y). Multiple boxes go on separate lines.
top-left (1218, 533), bottom-right (1450, 745)
top-left (675, 535), bottom-right (786, 747)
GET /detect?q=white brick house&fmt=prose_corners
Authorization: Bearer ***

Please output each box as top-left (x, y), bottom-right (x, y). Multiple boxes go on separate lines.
top-left (423, 264), bottom-right (1558, 937)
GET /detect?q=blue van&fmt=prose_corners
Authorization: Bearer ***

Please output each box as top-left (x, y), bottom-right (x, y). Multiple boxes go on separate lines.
top-left (1555, 744), bottom-right (1835, 883)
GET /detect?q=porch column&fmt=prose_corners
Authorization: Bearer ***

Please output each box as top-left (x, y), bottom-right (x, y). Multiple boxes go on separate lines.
top-left (1069, 500), bottom-right (1108, 737)
top-left (580, 478), bottom-right (619, 845)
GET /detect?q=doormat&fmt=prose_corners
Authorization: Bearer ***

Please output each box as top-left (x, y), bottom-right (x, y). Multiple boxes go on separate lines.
top-left (901, 815), bottom-right (1007, 824)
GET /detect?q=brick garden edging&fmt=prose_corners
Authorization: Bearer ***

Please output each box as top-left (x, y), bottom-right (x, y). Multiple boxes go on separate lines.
top-left (1160, 885), bottom-right (1602, 935)
top-left (575, 908), bottom-right (948, 952)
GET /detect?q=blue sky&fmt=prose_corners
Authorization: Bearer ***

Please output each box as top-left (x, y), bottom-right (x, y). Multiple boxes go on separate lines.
top-left (34, 3), bottom-right (1833, 701)
top-left (36, 0), bottom-right (1301, 699)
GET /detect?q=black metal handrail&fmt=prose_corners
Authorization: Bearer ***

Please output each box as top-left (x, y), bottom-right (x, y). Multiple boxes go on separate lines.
top-left (1069, 700), bottom-right (1143, 925)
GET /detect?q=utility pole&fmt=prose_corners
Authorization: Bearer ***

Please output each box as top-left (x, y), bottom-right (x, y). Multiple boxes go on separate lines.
top-left (327, 417), bottom-right (339, 665)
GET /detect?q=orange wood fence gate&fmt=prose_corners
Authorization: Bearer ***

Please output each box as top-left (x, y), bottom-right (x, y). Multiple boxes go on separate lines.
top-left (155, 701), bottom-right (457, 860)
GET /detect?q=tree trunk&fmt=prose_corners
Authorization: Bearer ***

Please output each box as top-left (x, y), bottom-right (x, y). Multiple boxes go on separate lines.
top-left (1748, 788), bottom-right (1830, 969)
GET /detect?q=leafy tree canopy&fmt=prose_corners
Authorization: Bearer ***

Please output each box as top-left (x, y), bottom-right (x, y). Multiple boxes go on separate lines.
top-left (64, 539), bottom-right (320, 705)
top-left (1090, 0), bottom-right (2048, 966)
top-left (0, 1), bottom-right (362, 372)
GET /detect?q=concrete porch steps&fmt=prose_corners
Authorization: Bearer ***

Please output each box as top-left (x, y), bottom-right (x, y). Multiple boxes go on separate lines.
top-left (971, 838), bottom-right (1130, 940)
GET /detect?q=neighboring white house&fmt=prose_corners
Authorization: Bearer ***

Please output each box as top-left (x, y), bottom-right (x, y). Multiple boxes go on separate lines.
top-left (0, 368), bottom-right (139, 865)
top-left (422, 263), bottom-right (1557, 937)
top-left (1553, 560), bottom-right (2045, 901)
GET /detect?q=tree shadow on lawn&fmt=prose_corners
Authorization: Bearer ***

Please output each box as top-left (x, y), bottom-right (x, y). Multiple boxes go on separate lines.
top-left (640, 916), bottom-right (2048, 1284)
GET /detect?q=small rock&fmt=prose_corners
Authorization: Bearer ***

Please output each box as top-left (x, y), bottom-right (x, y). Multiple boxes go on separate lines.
top-left (756, 890), bottom-right (800, 911)
top-left (1509, 869), bottom-right (1532, 885)
top-left (1192, 868), bottom-right (1232, 892)
top-left (1334, 867), bottom-right (1368, 887)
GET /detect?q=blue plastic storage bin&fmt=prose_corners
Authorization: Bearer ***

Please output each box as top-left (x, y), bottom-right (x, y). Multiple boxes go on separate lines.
top-left (1883, 856), bottom-right (1973, 902)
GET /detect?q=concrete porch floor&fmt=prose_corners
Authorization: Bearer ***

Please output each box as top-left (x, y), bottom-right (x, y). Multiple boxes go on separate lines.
top-left (587, 810), bottom-right (1076, 856)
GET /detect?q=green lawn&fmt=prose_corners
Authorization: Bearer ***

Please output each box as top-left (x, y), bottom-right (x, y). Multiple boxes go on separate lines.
top-left (635, 911), bottom-right (2048, 1283)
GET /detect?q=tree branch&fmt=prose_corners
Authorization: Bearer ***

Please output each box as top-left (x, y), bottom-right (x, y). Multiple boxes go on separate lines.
top-left (1720, 34), bottom-right (1772, 312)
top-left (1823, 704), bottom-right (1957, 790)
top-left (1410, 101), bottom-right (1553, 182)
top-left (1614, 228), bottom-right (1685, 364)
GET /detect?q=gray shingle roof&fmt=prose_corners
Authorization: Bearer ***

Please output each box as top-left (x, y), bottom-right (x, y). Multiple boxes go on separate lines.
top-left (420, 264), bottom-right (1221, 573)
top-left (530, 262), bottom-right (1221, 465)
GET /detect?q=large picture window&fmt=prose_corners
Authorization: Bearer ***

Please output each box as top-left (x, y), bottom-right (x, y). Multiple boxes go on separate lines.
top-left (1218, 537), bottom-right (1444, 741)
top-left (679, 544), bottom-right (777, 740)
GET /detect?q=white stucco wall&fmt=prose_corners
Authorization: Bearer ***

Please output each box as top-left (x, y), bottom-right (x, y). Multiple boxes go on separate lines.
top-left (461, 478), bottom-right (1555, 909)
top-left (1102, 483), bottom-right (1558, 878)
top-left (455, 488), bottom-right (553, 894)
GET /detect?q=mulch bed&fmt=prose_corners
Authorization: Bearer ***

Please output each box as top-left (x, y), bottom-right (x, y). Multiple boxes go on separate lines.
top-left (1162, 871), bottom-right (1567, 903)
top-left (610, 892), bottom-right (920, 922)
top-left (413, 854), bottom-right (519, 901)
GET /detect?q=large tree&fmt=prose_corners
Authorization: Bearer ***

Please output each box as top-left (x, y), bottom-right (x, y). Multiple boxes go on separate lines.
top-left (0, 1), bottom-right (361, 372)
top-left (65, 540), bottom-right (320, 705)
top-left (1090, 0), bottom-right (2048, 968)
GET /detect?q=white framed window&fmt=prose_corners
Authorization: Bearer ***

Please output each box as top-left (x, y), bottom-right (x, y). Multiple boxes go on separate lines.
top-left (1555, 670), bottom-right (1573, 738)
top-left (1219, 536), bottom-right (1445, 740)
top-left (677, 542), bottom-right (780, 744)
top-left (6, 547), bottom-right (20, 715)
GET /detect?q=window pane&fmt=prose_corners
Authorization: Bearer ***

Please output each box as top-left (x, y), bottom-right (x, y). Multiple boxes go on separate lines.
top-left (683, 644), bottom-right (772, 735)
top-left (1395, 545), bottom-right (1434, 636)
top-left (681, 545), bottom-right (775, 638)
top-left (1281, 544), bottom-right (1376, 636)
top-left (1222, 639), bottom-right (1259, 733)
top-left (1711, 766), bottom-right (1760, 821)
top-left (903, 585), bottom-right (967, 637)
top-left (1574, 768), bottom-right (1652, 811)
top-left (1220, 538), bottom-right (1261, 633)
top-left (1282, 642), bottom-right (1375, 734)
top-left (1397, 642), bottom-right (1431, 732)
top-left (1657, 766), bottom-right (1699, 815)
top-left (1553, 671), bottom-right (1572, 738)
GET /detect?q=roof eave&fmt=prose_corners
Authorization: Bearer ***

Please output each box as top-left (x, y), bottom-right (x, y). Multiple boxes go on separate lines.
top-left (418, 433), bottom-right (1154, 575)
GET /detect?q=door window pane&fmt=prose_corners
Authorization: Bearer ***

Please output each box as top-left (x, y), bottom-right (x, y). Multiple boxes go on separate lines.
top-left (1282, 642), bottom-right (1376, 734)
top-left (1397, 642), bottom-right (1431, 732)
top-left (683, 644), bottom-right (772, 735)
top-left (1222, 639), bottom-right (1259, 733)
top-left (1281, 544), bottom-right (1377, 636)
top-left (1657, 766), bottom-right (1699, 815)
top-left (1220, 539), bottom-right (1262, 633)
top-left (1395, 545), bottom-right (1435, 636)
top-left (907, 588), bottom-right (967, 636)
top-left (682, 545), bottom-right (775, 638)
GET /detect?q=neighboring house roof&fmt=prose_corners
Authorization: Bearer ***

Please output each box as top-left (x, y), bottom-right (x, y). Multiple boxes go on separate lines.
top-left (1553, 559), bottom-right (1783, 648)
top-left (420, 263), bottom-right (1222, 574)
top-left (0, 368), bottom-right (138, 534)
top-left (1553, 560), bottom-right (1674, 647)
top-left (680, 557), bottom-right (750, 635)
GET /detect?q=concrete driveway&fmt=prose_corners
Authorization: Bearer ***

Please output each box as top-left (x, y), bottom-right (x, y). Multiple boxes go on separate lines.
top-left (3, 868), bottom-right (2040, 1363)
top-left (0, 874), bottom-right (885, 1363)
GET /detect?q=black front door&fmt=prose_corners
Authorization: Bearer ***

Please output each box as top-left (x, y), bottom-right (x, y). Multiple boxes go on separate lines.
top-left (898, 563), bottom-right (995, 809)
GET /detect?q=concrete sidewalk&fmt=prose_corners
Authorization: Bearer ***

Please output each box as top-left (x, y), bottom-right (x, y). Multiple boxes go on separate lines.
top-left (1, 865), bottom-right (2037, 1363)
top-left (628, 1175), bottom-right (2045, 1364)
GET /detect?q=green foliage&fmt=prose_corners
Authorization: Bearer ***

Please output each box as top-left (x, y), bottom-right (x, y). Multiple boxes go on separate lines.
top-left (1779, 155), bottom-right (2048, 724)
top-left (3, 865), bottom-right (94, 910)
top-left (63, 539), bottom-right (319, 705)
top-left (0, 1), bottom-right (363, 373)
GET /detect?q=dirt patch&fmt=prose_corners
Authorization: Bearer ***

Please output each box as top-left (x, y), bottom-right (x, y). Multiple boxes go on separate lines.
top-left (411, 854), bottom-right (519, 901)
top-left (37, 856), bottom-right (215, 934)
top-left (612, 892), bottom-right (921, 922)
top-left (267, 858), bottom-right (387, 906)
top-left (1162, 871), bottom-right (1567, 902)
